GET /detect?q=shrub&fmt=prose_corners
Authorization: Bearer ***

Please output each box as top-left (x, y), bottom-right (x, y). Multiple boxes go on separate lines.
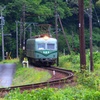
top-left (77, 71), bottom-right (100, 90)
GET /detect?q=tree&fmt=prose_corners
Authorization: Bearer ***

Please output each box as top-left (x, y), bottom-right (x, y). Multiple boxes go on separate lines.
top-left (0, 0), bottom-right (100, 59)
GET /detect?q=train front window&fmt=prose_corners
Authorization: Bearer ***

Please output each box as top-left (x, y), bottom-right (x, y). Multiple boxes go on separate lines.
top-left (47, 43), bottom-right (55, 50)
top-left (38, 43), bottom-right (45, 50)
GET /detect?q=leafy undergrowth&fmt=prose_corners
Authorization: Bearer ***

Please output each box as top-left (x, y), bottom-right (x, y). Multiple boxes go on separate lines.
top-left (59, 53), bottom-right (80, 71)
top-left (4, 87), bottom-right (100, 100)
top-left (59, 51), bottom-right (100, 72)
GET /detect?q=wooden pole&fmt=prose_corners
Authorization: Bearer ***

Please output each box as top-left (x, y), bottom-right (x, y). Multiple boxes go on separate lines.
top-left (78, 0), bottom-right (86, 71)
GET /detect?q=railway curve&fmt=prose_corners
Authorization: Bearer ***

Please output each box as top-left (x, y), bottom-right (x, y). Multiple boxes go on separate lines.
top-left (0, 65), bottom-right (74, 97)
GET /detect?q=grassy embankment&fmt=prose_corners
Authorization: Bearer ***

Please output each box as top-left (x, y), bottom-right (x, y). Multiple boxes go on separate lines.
top-left (0, 58), bottom-right (51, 86)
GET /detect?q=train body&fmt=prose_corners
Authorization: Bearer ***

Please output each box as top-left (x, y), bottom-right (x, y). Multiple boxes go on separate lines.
top-left (26, 34), bottom-right (58, 66)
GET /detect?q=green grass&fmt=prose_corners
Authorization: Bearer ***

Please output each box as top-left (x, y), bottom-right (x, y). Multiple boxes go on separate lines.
top-left (12, 67), bottom-right (51, 86)
top-left (0, 58), bottom-right (19, 64)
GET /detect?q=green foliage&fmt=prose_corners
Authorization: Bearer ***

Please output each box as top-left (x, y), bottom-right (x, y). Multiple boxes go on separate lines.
top-left (92, 27), bottom-right (100, 47)
top-left (33, 88), bottom-right (55, 100)
top-left (5, 87), bottom-right (100, 100)
top-left (86, 51), bottom-right (100, 70)
top-left (85, 27), bottom-right (100, 50)
top-left (93, 52), bottom-right (100, 64)
top-left (49, 90), bottom-right (66, 100)
top-left (59, 52), bottom-right (80, 71)
top-left (0, 0), bottom-right (100, 57)
top-left (59, 51), bottom-right (100, 71)
top-left (59, 52), bottom-right (100, 91)
top-left (84, 0), bottom-right (89, 8)
top-left (76, 62), bottom-right (100, 91)
top-left (5, 88), bottom-right (55, 100)
top-left (83, 90), bottom-right (100, 100)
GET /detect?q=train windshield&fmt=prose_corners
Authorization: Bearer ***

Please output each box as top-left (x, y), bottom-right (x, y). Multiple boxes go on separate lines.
top-left (38, 43), bottom-right (45, 50)
top-left (47, 43), bottom-right (55, 50)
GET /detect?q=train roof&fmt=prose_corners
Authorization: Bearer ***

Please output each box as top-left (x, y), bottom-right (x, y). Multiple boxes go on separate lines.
top-left (27, 35), bottom-right (57, 43)
top-left (30, 34), bottom-right (52, 38)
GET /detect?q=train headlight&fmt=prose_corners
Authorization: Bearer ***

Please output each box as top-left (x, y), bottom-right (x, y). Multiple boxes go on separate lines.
top-left (43, 36), bottom-right (49, 40)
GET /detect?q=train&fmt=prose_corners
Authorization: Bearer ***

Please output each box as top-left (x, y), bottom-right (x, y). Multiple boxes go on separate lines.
top-left (26, 34), bottom-right (58, 66)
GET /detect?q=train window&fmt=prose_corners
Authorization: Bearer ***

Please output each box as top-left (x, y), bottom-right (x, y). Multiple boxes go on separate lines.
top-left (47, 44), bottom-right (55, 50)
top-left (38, 43), bottom-right (45, 50)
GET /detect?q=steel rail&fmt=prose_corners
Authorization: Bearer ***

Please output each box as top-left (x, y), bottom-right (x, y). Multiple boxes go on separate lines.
top-left (0, 66), bottom-right (74, 96)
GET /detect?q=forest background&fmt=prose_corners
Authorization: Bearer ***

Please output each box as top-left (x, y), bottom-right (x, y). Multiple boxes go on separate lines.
top-left (0, 0), bottom-right (100, 60)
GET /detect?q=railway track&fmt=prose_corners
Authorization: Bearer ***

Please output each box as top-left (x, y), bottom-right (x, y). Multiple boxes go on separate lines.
top-left (0, 65), bottom-right (74, 97)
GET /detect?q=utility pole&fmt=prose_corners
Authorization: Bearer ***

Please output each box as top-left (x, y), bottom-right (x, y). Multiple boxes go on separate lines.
top-left (0, 6), bottom-right (6, 60)
top-left (78, 0), bottom-right (86, 70)
top-left (20, 18), bottom-right (23, 49)
top-left (55, 0), bottom-right (59, 66)
top-left (89, 0), bottom-right (94, 71)
top-left (22, 4), bottom-right (26, 50)
top-left (55, 0), bottom-right (58, 40)
top-left (16, 21), bottom-right (18, 58)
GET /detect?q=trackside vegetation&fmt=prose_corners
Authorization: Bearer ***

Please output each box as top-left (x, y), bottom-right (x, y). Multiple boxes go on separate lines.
top-left (4, 87), bottom-right (100, 100)
top-left (3, 51), bottom-right (100, 100)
